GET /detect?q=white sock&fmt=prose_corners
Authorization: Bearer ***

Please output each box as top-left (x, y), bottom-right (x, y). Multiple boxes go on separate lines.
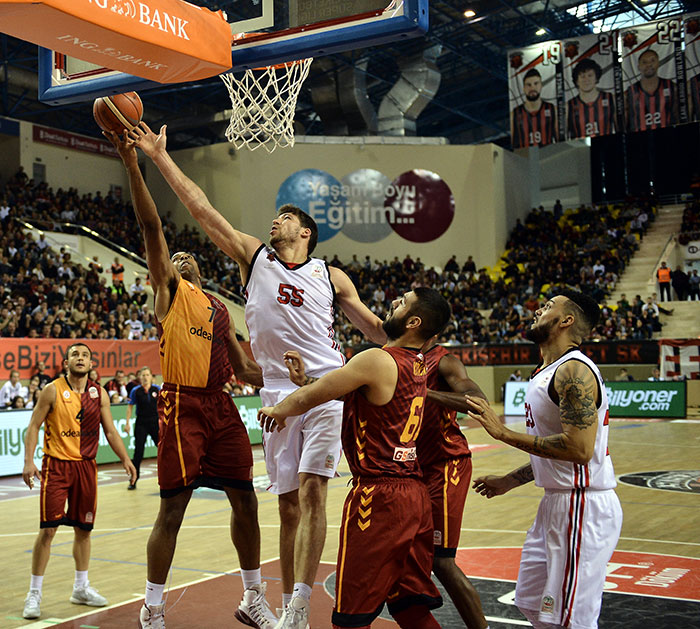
top-left (74, 570), bottom-right (88, 589)
top-left (241, 568), bottom-right (261, 590)
top-left (292, 582), bottom-right (312, 602)
top-left (282, 592), bottom-right (292, 608)
top-left (30, 575), bottom-right (43, 592)
top-left (145, 581), bottom-right (165, 606)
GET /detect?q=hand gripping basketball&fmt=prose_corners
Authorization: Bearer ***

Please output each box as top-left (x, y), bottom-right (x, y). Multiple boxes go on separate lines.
top-left (93, 92), bottom-right (143, 134)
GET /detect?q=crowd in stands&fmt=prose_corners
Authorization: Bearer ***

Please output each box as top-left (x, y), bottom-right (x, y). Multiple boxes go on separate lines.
top-left (1, 166), bottom-right (689, 353)
top-left (678, 198), bottom-right (700, 245)
top-left (329, 201), bottom-right (660, 345)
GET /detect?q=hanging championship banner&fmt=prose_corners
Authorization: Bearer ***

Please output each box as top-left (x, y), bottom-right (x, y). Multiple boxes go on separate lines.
top-left (685, 13), bottom-right (700, 122)
top-left (508, 41), bottom-right (563, 148)
top-left (620, 17), bottom-right (685, 131)
top-left (562, 31), bottom-right (622, 139)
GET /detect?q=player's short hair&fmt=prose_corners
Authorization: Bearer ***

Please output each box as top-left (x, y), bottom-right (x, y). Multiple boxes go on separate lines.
top-left (523, 68), bottom-right (541, 82)
top-left (65, 342), bottom-right (92, 360)
top-left (277, 204), bottom-right (318, 255)
top-left (410, 287), bottom-right (452, 340)
top-left (139, 366), bottom-right (152, 375)
top-left (572, 58), bottom-right (602, 84)
top-left (639, 48), bottom-right (659, 61)
top-left (559, 290), bottom-right (600, 338)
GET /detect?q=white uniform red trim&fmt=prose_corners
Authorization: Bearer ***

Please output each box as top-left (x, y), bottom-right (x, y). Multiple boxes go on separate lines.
top-left (515, 348), bottom-right (623, 628)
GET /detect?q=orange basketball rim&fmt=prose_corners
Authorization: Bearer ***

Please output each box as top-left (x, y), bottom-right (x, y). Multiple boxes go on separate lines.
top-left (0, 0), bottom-right (233, 83)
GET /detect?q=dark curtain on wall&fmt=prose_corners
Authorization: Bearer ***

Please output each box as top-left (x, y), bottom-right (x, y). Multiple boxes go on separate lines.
top-left (591, 122), bottom-right (700, 202)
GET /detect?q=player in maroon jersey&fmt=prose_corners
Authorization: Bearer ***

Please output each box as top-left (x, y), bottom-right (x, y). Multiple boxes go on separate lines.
top-left (567, 58), bottom-right (616, 139)
top-left (260, 287), bottom-right (451, 629)
top-left (626, 48), bottom-right (678, 131)
top-left (419, 344), bottom-right (490, 627)
top-left (511, 68), bottom-right (558, 148)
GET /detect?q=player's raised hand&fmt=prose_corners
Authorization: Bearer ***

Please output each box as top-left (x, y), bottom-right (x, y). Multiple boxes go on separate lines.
top-left (23, 461), bottom-right (40, 490)
top-left (472, 474), bottom-right (515, 499)
top-left (258, 406), bottom-right (288, 433)
top-left (103, 130), bottom-right (138, 167)
top-left (284, 350), bottom-right (306, 387)
top-left (128, 122), bottom-right (167, 158)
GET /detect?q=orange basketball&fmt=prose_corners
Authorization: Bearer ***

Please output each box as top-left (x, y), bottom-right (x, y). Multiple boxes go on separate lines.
top-left (93, 92), bottom-right (143, 134)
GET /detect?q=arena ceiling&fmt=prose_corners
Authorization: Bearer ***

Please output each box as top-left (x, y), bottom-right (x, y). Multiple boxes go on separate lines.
top-left (0, 0), bottom-right (691, 151)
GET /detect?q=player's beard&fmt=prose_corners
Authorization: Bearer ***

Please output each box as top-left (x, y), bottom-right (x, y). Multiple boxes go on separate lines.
top-left (525, 316), bottom-right (559, 344)
top-left (525, 91), bottom-right (540, 102)
top-left (382, 310), bottom-right (410, 341)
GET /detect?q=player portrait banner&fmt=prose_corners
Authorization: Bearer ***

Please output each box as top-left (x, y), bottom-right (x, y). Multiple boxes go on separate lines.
top-left (0, 338), bottom-right (161, 379)
top-left (621, 17), bottom-right (686, 132)
top-left (508, 41), bottom-right (563, 149)
top-left (659, 339), bottom-right (700, 380)
top-left (562, 32), bottom-right (622, 139)
top-left (686, 13), bottom-right (700, 122)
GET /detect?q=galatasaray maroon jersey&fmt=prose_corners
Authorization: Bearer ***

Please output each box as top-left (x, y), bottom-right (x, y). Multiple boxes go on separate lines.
top-left (416, 345), bottom-right (471, 467)
top-left (512, 101), bottom-right (557, 148)
top-left (627, 78), bottom-right (676, 131)
top-left (156, 277), bottom-right (232, 389)
top-left (44, 377), bottom-right (102, 460)
top-left (567, 91), bottom-right (616, 139)
top-left (342, 347), bottom-right (427, 478)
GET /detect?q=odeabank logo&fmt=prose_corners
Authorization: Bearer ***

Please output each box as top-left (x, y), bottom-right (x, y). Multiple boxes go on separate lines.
top-left (189, 326), bottom-right (212, 341)
top-left (60, 429), bottom-right (99, 438)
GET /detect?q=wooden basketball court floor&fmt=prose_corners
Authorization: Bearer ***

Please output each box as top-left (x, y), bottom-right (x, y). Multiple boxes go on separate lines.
top-left (2, 411), bottom-right (699, 628)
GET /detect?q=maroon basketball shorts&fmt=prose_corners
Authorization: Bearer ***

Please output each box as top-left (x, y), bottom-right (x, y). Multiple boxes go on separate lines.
top-left (423, 455), bottom-right (472, 557)
top-left (332, 477), bottom-right (442, 627)
top-left (40, 456), bottom-right (98, 531)
top-left (158, 385), bottom-right (254, 497)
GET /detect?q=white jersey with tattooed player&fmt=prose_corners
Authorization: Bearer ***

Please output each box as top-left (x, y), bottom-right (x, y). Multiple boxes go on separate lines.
top-left (245, 244), bottom-right (344, 387)
top-left (524, 348), bottom-right (616, 491)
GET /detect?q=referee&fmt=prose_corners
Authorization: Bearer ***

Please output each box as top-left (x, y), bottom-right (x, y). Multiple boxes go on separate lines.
top-left (125, 366), bottom-right (160, 490)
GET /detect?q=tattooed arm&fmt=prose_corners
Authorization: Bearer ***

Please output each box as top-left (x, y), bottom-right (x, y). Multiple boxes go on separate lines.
top-left (464, 360), bottom-right (599, 464)
top-left (472, 464), bottom-right (534, 499)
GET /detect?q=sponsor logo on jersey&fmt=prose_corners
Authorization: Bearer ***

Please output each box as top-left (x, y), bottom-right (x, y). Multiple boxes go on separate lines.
top-left (63, 390), bottom-right (71, 400)
top-left (541, 595), bottom-right (555, 612)
top-left (89, 386), bottom-right (98, 399)
top-left (325, 454), bottom-right (335, 469)
top-left (413, 360), bottom-right (427, 376)
top-left (60, 429), bottom-right (100, 438)
top-left (311, 264), bottom-right (324, 279)
top-left (433, 530), bottom-right (443, 545)
top-left (189, 325), bottom-right (213, 341)
top-left (85, 511), bottom-right (94, 523)
top-left (619, 470), bottom-right (700, 494)
top-left (393, 446), bottom-right (417, 462)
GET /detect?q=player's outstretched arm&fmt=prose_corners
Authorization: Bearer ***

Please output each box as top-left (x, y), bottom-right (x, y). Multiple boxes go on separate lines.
top-left (22, 384), bottom-right (55, 488)
top-left (129, 123), bottom-right (262, 272)
top-left (464, 360), bottom-right (598, 464)
top-left (427, 352), bottom-right (487, 411)
top-left (226, 312), bottom-right (263, 388)
top-left (99, 388), bottom-right (137, 483)
top-left (106, 130), bottom-right (177, 295)
top-left (473, 464), bottom-right (534, 499)
top-left (259, 348), bottom-right (394, 431)
top-left (329, 266), bottom-right (387, 345)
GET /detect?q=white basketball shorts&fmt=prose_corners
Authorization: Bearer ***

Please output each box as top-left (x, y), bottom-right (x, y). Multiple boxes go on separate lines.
top-left (261, 386), bottom-right (343, 495)
top-left (514, 488), bottom-right (623, 629)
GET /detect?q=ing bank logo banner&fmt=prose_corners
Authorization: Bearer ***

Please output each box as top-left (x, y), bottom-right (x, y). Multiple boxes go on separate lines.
top-left (276, 168), bottom-right (455, 244)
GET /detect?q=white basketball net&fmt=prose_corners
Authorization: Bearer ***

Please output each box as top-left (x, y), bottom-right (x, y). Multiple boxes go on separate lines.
top-left (220, 58), bottom-right (313, 153)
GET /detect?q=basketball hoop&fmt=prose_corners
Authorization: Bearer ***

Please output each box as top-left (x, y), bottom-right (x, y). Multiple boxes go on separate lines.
top-left (220, 56), bottom-right (313, 153)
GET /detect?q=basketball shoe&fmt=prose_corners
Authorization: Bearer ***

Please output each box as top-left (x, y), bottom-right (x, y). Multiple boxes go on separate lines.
top-left (139, 602), bottom-right (165, 628)
top-left (70, 583), bottom-right (107, 606)
top-left (23, 589), bottom-right (41, 619)
top-left (274, 596), bottom-right (309, 629)
top-left (235, 582), bottom-right (277, 628)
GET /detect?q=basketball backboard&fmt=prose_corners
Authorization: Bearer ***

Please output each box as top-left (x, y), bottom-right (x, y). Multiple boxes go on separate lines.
top-left (38, 0), bottom-right (429, 105)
